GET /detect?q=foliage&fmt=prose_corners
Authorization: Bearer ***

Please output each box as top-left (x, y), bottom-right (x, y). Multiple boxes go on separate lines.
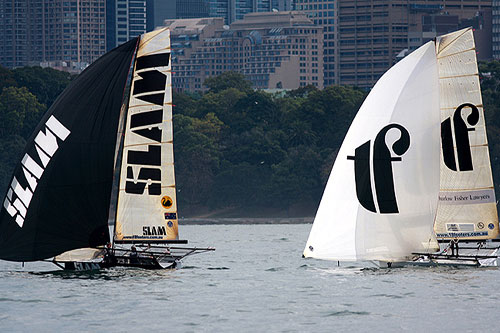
top-left (171, 74), bottom-right (367, 215)
top-left (203, 71), bottom-right (252, 94)
top-left (480, 61), bottom-right (500, 198)
top-left (0, 67), bottom-right (72, 198)
top-left (0, 87), bottom-right (45, 139)
top-left (11, 66), bottom-right (73, 107)
top-left (5, 63), bottom-right (500, 217)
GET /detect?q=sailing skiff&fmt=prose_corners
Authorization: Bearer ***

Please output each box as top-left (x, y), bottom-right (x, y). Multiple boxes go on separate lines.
top-left (303, 28), bottom-right (499, 268)
top-left (0, 28), bottom-right (214, 271)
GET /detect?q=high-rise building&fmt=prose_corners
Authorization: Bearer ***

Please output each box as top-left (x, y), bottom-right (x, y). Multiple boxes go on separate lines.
top-left (493, 0), bottom-right (500, 59)
top-left (148, 0), bottom-right (292, 28)
top-left (1, 0), bottom-right (106, 70)
top-left (107, 0), bottom-right (147, 48)
top-left (294, 0), bottom-right (337, 87)
top-left (107, 0), bottom-right (117, 51)
top-left (165, 11), bottom-right (323, 91)
top-left (178, 0), bottom-right (210, 19)
top-left (296, 0), bottom-right (493, 89)
top-left (336, 1), bottom-right (492, 89)
top-left (0, 0), bottom-right (35, 68)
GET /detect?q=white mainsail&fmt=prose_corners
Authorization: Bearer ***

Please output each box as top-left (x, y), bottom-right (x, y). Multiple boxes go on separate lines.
top-left (115, 28), bottom-right (179, 241)
top-left (434, 28), bottom-right (499, 240)
top-left (303, 41), bottom-right (440, 262)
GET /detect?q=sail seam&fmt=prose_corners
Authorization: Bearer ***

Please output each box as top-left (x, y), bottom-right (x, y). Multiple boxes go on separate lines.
top-left (436, 28), bottom-right (470, 56)
top-left (438, 73), bottom-right (478, 80)
top-left (440, 104), bottom-right (483, 110)
top-left (138, 48), bottom-right (172, 57)
top-left (439, 186), bottom-right (495, 191)
top-left (128, 102), bottom-right (173, 108)
top-left (118, 185), bottom-right (176, 191)
top-left (124, 141), bottom-right (173, 148)
top-left (436, 47), bottom-right (475, 59)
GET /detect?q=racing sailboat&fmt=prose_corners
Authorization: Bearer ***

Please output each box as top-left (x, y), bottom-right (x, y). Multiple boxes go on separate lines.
top-left (303, 28), bottom-right (499, 267)
top-left (0, 28), bottom-right (214, 271)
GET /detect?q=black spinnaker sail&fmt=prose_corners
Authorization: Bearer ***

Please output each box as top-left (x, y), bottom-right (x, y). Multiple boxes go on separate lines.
top-left (0, 38), bottom-right (139, 261)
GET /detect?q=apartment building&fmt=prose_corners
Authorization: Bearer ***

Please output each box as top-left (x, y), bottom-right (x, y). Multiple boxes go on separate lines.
top-left (338, 0), bottom-right (492, 88)
top-left (493, 0), bottom-right (500, 58)
top-left (0, 0), bottom-right (106, 70)
top-left (165, 11), bottom-right (323, 91)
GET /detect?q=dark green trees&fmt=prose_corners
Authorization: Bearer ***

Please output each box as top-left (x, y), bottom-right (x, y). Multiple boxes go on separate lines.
top-left (4, 64), bottom-right (500, 217)
top-left (0, 67), bottom-right (71, 196)
top-left (172, 74), bottom-right (366, 216)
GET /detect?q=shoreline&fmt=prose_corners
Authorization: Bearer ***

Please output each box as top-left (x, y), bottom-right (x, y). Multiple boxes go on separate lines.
top-left (179, 217), bottom-right (313, 225)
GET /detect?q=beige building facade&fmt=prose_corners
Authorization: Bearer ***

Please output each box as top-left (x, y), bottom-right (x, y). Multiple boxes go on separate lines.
top-left (337, 0), bottom-right (492, 88)
top-left (165, 11), bottom-right (323, 91)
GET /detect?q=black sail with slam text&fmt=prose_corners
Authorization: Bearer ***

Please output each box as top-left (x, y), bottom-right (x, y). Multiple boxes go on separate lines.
top-left (0, 38), bottom-right (138, 261)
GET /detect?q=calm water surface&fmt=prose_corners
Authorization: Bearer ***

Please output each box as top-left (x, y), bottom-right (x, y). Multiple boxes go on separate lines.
top-left (0, 223), bottom-right (499, 332)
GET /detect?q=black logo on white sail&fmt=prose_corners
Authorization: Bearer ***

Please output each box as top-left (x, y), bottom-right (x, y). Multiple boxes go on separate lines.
top-left (441, 103), bottom-right (479, 171)
top-left (347, 124), bottom-right (410, 214)
top-left (124, 53), bottom-right (170, 196)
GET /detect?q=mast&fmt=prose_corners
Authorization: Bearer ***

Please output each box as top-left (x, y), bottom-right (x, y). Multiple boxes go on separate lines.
top-left (108, 47), bottom-right (140, 245)
top-left (434, 28), bottom-right (499, 240)
top-left (114, 28), bottom-right (180, 243)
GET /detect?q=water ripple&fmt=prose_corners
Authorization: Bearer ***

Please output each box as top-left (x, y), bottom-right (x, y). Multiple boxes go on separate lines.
top-left (324, 310), bottom-right (371, 317)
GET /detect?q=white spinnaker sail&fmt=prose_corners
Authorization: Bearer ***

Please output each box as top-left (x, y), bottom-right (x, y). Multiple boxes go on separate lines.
top-left (115, 28), bottom-right (179, 241)
top-left (434, 28), bottom-right (499, 240)
top-left (303, 41), bottom-right (440, 261)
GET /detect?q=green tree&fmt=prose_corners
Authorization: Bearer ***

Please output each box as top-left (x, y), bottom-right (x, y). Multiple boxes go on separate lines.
top-left (0, 87), bottom-right (45, 138)
top-left (204, 71), bottom-right (252, 94)
top-left (0, 66), bottom-right (16, 93)
top-left (12, 66), bottom-right (73, 107)
top-left (296, 85), bottom-right (366, 151)
top-left (0, 135), bottom-right (26, 197)
top-left (173, 91), bottom-right (199, 117)
top-left (479, 61), bottom-right (500, 198)
top-left (270, 146), bottom-right (323, 213)
top-left (211, 162), bottom-right (272, 209)
top-left (174, 113), bottom-right (223, 207)
top-left (197, 88), bottom-right (247, 119)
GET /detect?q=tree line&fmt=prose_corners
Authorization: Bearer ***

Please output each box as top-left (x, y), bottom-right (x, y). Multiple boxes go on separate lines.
top-left (2, 65), bottom-right (500, 217)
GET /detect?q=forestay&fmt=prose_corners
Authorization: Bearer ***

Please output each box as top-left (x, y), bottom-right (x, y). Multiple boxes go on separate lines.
top-left (303, 41), bottom-right (440, 261)
top-left (114, 28), bottom-right (179, 242)
top-left (434, 28), bottom-right (499, 240)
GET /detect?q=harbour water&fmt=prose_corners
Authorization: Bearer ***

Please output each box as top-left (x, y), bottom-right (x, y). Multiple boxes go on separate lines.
top-left (0, 223), bottom-right (499, 332)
